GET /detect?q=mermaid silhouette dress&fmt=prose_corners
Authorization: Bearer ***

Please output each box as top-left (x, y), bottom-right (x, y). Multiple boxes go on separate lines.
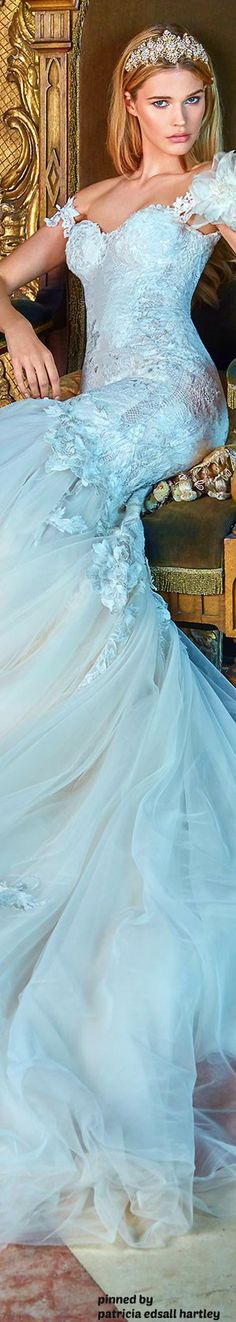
top-left (0, 151), bottom-right (236, 1249)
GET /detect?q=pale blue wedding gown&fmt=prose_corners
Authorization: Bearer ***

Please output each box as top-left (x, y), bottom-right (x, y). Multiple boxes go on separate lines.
top-left (0, 151), bottom-right (236, 1249)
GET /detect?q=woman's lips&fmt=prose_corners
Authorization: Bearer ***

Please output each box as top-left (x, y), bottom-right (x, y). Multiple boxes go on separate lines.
top-left (168, 134), bottom-right (190, 140)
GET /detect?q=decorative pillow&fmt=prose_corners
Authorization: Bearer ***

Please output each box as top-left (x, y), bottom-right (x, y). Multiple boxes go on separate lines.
top-left (142, 445), bottom-right (236, 513)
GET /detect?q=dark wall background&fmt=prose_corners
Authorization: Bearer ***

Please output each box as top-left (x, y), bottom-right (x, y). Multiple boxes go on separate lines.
top-left (79, 0), bottom-right (236, 186)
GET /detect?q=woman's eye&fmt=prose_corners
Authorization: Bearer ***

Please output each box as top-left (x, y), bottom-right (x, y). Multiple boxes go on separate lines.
top-left (152, 96), bottom-right (201, 107)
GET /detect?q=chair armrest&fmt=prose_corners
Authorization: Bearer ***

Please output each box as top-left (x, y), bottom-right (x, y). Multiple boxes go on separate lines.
top-left (0, 283), bottom-right (67, 356)
top-left (59, 370), bottom-right (81, 399)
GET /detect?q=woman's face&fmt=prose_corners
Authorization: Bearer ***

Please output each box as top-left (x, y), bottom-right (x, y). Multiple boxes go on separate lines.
top-left (124, 65), bottom-right (207, 159)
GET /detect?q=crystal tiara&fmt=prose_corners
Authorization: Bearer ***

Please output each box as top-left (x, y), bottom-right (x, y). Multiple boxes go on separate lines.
top-left (124, 30), bottom-right (211, 75)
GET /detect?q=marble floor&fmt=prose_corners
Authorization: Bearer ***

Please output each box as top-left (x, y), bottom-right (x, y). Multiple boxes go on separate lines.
top-left (1, 1213), bottom-right (236, 1322)
top-left (0, 1242), bottom-right (112, 1322)
top-left (70, 1210), bottom-right (236, 1322)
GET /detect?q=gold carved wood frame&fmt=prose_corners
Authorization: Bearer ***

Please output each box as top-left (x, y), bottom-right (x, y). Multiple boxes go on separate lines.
top-left (28, 0), bottom-right (90, 367)
top-left (0, 0), bottom-right (40, 397)
top-left (0, 0), bottom-right (89, 395)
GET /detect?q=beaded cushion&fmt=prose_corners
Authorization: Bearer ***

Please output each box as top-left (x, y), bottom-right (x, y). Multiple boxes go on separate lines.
top-left (143, 444), bottom-right (236, 512)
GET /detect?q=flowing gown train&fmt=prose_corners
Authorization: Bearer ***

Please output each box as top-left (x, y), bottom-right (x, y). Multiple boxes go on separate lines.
top-left (0, 151), bottom-right (236, 1249)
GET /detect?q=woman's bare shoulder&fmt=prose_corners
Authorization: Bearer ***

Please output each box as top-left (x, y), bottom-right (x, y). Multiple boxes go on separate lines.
top-left (191, 160), bottom-right (213, 175)
top-left (73, 177), bottom-right (119, 212)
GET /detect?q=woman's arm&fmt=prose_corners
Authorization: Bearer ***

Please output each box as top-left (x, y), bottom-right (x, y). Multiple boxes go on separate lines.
top-left (0, 177), bottom-right (113, 308)
top-left (214, 220), bottom-right (236, 254)
top-left (0, 179), bottom-right (113, 397)
top-left (188, 155), bottom-right (236, 254)
top-left (0, 220), bottom-right (68, 313)
top-left (0, 217), bottom-right (74, 398)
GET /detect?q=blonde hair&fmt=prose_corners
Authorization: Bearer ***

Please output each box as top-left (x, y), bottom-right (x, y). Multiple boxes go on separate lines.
top-left (106, 22), bottom-right (236, 310)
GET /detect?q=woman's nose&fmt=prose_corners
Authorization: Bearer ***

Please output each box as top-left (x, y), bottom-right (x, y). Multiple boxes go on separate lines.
top-left (172, 117), bottom-right (187, 128)
top-left (172, 106), bottom-right (188, 128)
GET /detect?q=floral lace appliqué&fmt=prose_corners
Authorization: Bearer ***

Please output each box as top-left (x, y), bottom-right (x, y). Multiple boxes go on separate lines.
top-left (87, 514), bottom-right (148, 612)
top-left (78, 602), bottom-right (138, 689)
top-left (0, 876), bottom-right (45, 910)
top-left (45, 197), bottom-right (81, 237)
top-left (48, 505), bottom-right (89, 536)
top-left (173, 152), bottom-right (236, 231)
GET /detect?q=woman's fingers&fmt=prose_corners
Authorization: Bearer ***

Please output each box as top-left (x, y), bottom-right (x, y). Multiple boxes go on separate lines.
top-left (26, 366), bottom-right (55, 399)
top-left (23, 365), bottom-right (43, 399)
top-left (12, 352), bottom-right (61, 400)
top-left (44, 350), bottom-right (61, 398)
top-left (6, 315), bottom-right (61, 400)
top-left (29, 351), bottom-right (61, 399)
top-left (11, 359), bottom-right (30, 398)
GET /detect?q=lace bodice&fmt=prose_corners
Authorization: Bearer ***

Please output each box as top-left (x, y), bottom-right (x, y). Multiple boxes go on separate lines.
top-left (65, 203), bottom-right (221, 396)
top-left (42, 153), bottom-right (235, 640)
top-left (45, 151), bottom-right (236, 403)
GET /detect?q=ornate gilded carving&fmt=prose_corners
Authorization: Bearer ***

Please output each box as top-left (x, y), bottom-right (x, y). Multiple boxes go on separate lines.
top-left (0, 361), bottom-right (11, 405)
top-left (69, 0), bottom-right (90, 195)
top-left (38, 50), bottom-right (69, 227)
top-left (0, 1), bottom-right (23, 186)
top-left (0, 354), bottom-right (22, 404)
top-left (34, 8), bottom-right (71, 47)
top-left (0, 0), bottom-right (39, 291)
top-left (29, 6), bottom-right (74, 250)
top-left (45, 61), bottom-right (61, 206)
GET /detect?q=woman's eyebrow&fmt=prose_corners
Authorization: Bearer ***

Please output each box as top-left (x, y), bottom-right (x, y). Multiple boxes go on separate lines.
top-left (147, 88), bottom-right (204, 99)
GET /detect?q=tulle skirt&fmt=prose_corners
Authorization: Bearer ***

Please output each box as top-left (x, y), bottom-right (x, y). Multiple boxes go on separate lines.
top-left (0, 395), bottom-right (236, 1250)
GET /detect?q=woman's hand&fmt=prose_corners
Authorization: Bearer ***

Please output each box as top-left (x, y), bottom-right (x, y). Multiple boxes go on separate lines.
top-left (5, 311), bottom-right (61, 399)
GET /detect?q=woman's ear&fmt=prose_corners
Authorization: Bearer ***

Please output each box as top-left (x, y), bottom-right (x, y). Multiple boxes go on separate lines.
top-left (124, 91), bottom-right (137, 117)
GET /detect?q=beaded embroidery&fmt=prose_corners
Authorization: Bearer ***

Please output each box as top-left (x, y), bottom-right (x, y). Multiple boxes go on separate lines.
top-left (124, 30), bottom-right (211, 74)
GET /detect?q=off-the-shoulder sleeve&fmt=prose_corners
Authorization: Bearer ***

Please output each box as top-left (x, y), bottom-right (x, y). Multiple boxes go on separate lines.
top-left (175, 150), bottom-right (236, 231)
top-left (44, 197), bottom-right (81, 238)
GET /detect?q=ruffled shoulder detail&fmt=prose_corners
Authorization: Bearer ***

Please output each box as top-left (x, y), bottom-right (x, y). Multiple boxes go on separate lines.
top-left (175, 150), bottom-right (236, 231)
top-left (45, 196), bottom-right (81, 238)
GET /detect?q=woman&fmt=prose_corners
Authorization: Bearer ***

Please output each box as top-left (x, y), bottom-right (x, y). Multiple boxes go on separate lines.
top-left (0, 21), bottom-right (236, 1251)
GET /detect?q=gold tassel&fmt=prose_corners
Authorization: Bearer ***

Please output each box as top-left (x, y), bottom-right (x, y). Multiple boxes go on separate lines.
top-left (150, 565), bottom-right (223, 595)
top-left (227, 380), bottom-right (236, 411)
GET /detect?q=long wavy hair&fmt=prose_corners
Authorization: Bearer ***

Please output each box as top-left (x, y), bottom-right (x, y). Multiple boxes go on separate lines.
top-left (106, 22), bottom-right (236, 310)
